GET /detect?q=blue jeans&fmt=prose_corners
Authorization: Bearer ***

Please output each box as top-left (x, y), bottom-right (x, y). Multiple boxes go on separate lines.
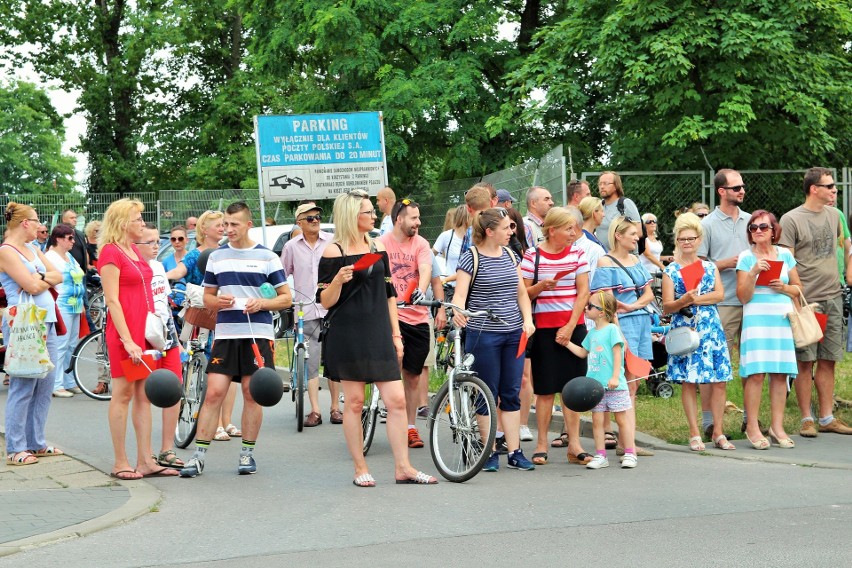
top-left (54, 311), bottom-right (81, 391)
top-left (465, 328), bottom-right (524, 412)
top-left (4, 322), bottom-right (60, 455)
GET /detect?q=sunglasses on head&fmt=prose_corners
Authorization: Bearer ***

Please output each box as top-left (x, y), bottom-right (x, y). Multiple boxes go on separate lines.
top-left (748, 223), bottom-right (772, 233)
top-left (171, 236), bottom-right (186, 242)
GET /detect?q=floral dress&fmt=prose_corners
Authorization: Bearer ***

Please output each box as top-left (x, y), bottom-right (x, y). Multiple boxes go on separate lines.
top-left (663, 260), bottom-right (732, 384)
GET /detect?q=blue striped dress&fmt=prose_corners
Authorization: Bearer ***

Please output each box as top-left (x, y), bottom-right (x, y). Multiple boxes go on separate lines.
top-left (736, 247), bottom-right (798, 377)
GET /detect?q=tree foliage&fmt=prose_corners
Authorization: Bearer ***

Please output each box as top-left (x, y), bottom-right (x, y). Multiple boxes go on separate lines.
top-left (496, 0), bottom-right (852, 170)
top-left (0, 81), bottom-right (77, 195)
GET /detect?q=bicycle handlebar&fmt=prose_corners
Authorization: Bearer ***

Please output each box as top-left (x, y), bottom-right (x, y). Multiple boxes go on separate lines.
top-left (409, 297), bottom-right (504, 324)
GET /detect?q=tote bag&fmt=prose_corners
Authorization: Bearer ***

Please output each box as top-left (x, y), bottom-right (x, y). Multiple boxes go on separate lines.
top-left (5, 294), bottom-right (55, 379)
top-left (786, 290), bottom-right (823, 348)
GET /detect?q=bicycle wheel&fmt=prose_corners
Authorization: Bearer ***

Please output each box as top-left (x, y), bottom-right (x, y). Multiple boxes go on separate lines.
top-left (433, 329), bottom-right (453, 374)
top-left (294, 346), bottom-right (305, 432)
top-left (428, 373), bottom-right (497, 482)
top-left (361, 383), bottom-right (378, 456)
top-left (88, 291), bottom-right (105, 330)
top-left (174, 353), bottom-right (208, 448)
top-left (71, 330), bottom-right (111, 401)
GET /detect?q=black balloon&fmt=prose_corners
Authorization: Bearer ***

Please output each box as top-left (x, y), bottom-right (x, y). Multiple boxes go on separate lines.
top-left (145, 369), bottom-right (183, 408)
top-left (249, 367), bottom-right (284, 407)
top-left (561, 376), bottom-right (605, 413)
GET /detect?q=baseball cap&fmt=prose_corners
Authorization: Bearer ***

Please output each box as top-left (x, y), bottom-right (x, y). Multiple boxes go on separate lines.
top-left (496, 189), bottom-right (517, 203)
top-left (294, 203), bottom-right (323, 219)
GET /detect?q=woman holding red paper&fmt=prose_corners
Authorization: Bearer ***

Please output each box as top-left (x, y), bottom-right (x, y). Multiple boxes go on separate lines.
top-left (522, 207), bottom-right (591, 466)
top-left (736, 210), bottom-right (801, 449)
top-left (662, 213), bottom-right (733, 451)
top-left (100, 199), bottom-right (178, 479)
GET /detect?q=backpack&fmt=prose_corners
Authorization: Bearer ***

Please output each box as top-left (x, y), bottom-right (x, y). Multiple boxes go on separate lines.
top-left (466, 245), bottom-right (519, 308)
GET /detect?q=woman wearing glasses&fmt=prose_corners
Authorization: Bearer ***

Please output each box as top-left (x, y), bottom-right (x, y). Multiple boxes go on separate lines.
top-left (591, 215), bottom-right (655, 457)
top-left (318, 190), bottom-right (437, 486)
top-left (662, 213), bottom-right (733, 452)
top-left (735, 211), bottom-right (800, 449)
top-left (100, 199), bottom-right (179, 479)
top-left (639, 213), bottom-right (670, 276)
top-left (162, 225), bottom-right (189, 272)
top-left (453, 208), bottom-right (537, 472)
top-left (1, 203), bottom-right (63, 466)
top-left (45, 224), bottom-right (86, 398)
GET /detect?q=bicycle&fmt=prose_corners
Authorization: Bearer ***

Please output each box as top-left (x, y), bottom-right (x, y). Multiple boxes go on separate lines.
top-left (288, 300), bottom-right (310, 432)
top-left (413, 296), bottom-right (499, 482)
top-left (69, 324), bottom-right (111, 400)
top-left (174, 326), bottom-right (209, 448)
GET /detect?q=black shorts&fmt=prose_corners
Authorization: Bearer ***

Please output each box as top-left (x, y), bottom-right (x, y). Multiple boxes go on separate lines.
top-left (207, 338), bottom-right (276, 382)
top-left (400, 321), bottom-right (430, 374)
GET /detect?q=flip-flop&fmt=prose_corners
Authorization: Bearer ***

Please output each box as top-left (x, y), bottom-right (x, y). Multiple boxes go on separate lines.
top-left (110, 469), bottom-right (141, 480)
top-left (142, 467), bottom-right (180, 478)
top-left (353, 473), bottom-right (376, 488)
top-left (532, 452), bottom-right (548, 465)
top-left (568, 452), bottom-right (593, 465)
top-left (395, 471), bottom-right (438, 484)
top-left (551, 432), bottom-right (568, 448)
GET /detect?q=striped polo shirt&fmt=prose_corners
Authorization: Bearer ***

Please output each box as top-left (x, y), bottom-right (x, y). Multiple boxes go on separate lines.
top-left (521, 245), bottom-right (589, 328)
top-left (203, 243), bottom-right (288, 339)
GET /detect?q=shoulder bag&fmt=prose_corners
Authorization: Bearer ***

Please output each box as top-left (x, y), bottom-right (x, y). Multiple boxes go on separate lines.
top-left (118, 246), bottom-right (168, 351)
top-left (786, 289), bottom-right (823, 348)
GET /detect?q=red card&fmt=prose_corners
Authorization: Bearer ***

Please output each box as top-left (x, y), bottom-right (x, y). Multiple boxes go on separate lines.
top-left (352, 253), bottom-right (381, 271)
top-left (625, 346), bottom-right (652, 378)
top-left (756, 260), bottom-right (783, 286)
top-left (401, 279), bottom-right (418, 303)
top-left (516, 331), bottom-right (528, 359)
top-left (815, 312), bottom-right (828, 342)
top-left (553, 270), bottom-right (571, 281)
top-left (119, 354), bottom-right (159, 381)
top-left (680, 261), bottom-right (704, 291)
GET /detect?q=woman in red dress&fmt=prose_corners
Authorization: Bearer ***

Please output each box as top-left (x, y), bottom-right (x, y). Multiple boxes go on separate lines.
top-left (100, 199), bottom-right (178, 479)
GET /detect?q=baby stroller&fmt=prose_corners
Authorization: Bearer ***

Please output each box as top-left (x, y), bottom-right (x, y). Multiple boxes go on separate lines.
top-left (643, 303), bottom-right (675, 398)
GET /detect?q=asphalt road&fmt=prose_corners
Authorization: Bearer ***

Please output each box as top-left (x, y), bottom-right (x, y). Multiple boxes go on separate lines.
top-left (2, 387), bottom-right (852, 567)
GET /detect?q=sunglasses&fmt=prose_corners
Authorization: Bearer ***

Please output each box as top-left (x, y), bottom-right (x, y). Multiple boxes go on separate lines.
top-left (815, 183), bottom-right (836, 190)
top-left (299, 215), bottom-right (321, 223)
top-left (38, 230), bottom-right (48, 234)
top-left (391, 198), bottom-right (418, 222)
top-left (748, 223), bottom-right (772, 233)
top-left (585, 302), bottom-right (602, 311)
top-left (644, 219), bottom-right (657, 224)
top-left (696, 213), bottom-right (708, 218)
top-left (722, 185), bottom-right (745, 192)
top-left (171, 236), bottom-right (186, 242)
top-left (65, 235), bottom-right (75, 241)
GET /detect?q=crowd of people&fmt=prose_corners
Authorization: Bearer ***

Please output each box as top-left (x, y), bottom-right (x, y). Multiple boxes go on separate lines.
top-left (4, 166), bottom-right (851, 483)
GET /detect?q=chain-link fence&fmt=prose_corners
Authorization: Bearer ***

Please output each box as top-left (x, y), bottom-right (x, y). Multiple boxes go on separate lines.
top-left (0, 192), bottom-right (158, 232)
top-left (157, 189), bottom-right (267, 232)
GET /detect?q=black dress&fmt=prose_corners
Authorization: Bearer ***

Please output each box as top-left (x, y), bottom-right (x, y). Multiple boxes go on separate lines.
top-left (317, 250), bottom-right (399, 382)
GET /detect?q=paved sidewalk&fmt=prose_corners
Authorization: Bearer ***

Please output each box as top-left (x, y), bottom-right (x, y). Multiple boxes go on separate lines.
top-left (0, 434), bottom-right (159, 557)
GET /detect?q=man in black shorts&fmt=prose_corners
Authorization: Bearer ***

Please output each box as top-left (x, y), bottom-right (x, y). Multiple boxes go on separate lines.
top-left (180, 202), bottom-right (292, 477)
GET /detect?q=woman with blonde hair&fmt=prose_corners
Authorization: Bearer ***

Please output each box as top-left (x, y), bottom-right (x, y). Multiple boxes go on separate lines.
top-left (579, 196), bottom-right (606, 249)
top-left (522, 207), bottom-right (591, 465)
top-left (433, 205), bottom-right (470, 298)
top-left (318, 189), bottom-right (437, 486)
top-left (662, 213), bottom-right (732, 451)
top-left (2, 203), bottom-right (63, 466)
top-left (165, 210), bottom-right (240, 441)
top-left (100, 198), bottom-right (178, 478)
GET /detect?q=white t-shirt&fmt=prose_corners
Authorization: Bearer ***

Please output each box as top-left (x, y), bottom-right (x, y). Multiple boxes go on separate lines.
top-left (433, 229), bottom-right (464, 278)
top-left (380, 215), bottom-right (393, 235)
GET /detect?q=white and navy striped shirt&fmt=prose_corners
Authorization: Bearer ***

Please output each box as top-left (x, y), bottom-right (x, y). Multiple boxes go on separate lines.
top-left (457, 247), bottom-right (522, 333)
top-left (203, 243), bottom-right (288, 339)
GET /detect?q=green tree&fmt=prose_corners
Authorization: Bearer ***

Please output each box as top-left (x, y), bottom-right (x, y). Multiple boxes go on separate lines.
top-left (245, 0), bottom-right (571, 195)
top-left (496, 0), bottom-right (852, 170)
top-left (0, 81), bottom-right (77, 195)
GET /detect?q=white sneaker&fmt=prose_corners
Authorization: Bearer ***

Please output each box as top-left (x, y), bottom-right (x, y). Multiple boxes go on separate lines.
top-left (586, 454), bottom-right (609, 469)
top-left (621, 454), bottom-right (637, 469)
top-left (519, 425), bottom-right (533, 442)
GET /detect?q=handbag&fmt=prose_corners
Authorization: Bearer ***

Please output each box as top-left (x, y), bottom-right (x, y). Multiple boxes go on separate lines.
top-left (5, 293), bottom-right (55, 379)
top-left (180, 283), bottom-right (219, 330)
top-left (665, 326), bottom-right (700, 356)
top-left (786, 289), bottom-right (823, 348)
top-left (119, 245), bottom-right (168, 350)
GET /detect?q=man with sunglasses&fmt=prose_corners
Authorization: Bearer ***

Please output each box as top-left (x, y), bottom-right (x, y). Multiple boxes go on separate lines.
top-left (697, 168), bottom-right (751, 438)
top-left (379, 198), bottom-right (433, 448)
top-left (32, 224), bottom-right (49, 251)
top-left (779, 168), bottom-right (851, 437)
top-left (281, 203), bottom-right (343, 427)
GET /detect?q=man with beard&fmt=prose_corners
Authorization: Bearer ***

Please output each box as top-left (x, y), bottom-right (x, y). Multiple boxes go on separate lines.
top-left (379, 199), bottom-right (433, 448)
top-left (594, 172), bottom-right (640, 249)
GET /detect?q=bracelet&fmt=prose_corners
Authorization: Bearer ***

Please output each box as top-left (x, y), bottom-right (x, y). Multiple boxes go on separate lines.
top-left (392, 334), bottom-right (402, 338)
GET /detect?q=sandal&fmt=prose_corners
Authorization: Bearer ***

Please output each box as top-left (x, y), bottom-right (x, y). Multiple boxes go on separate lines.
top-left (604, 432), bottom-right (617, 450)
top-left (31, 446), bottom-right (64, 458)
top-left (213, 426), bottom-right (230, 441)
top-left (568, 452), bottom-right (593, 465)
top-left (551, 432), bottom-right (569, 448)
top-left (157, 449), bottom-right (185, 468)
top-left (688, 436), bottom-right (705, 452)
top-left (353, 473), bottom-right (376, 488)
top-left (713, 435), bottom-right (736, 451)
top-left (225, 424), bottom-right (242, 437)
top-left (7, 451), bottom-right (38, 466)
top-left (532, 452), bottom-right (548, 465)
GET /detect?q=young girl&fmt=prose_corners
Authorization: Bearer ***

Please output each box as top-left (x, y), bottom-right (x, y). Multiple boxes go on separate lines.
top-left (567, 290), bottom-right (637, 469)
